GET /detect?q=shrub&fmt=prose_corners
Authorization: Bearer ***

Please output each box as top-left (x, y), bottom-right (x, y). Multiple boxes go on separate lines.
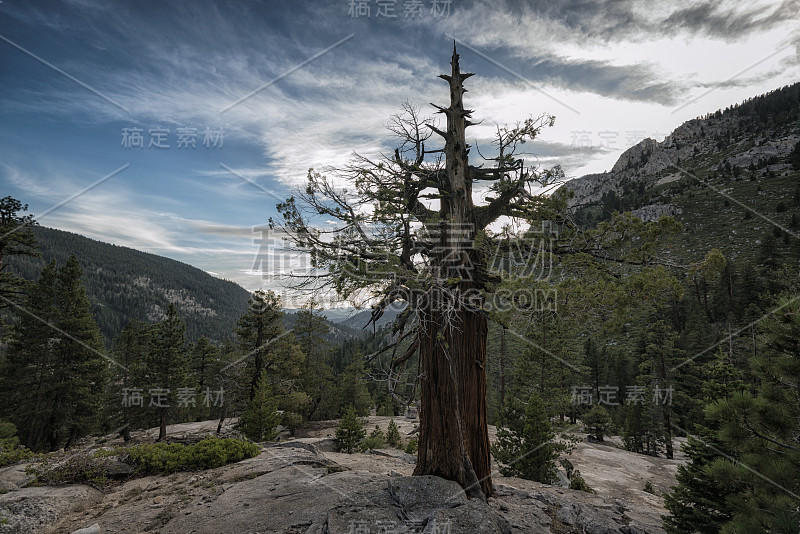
top-left (29, 437), bottom-right (258, 488)
top-left (0, 422), bottom-right (35, 467)
top-left (28, 454), bottom-right (113, 488)
top-left (386, 420), bottom-right (402, 448)
top-left (644, 481), bottom-right (656, 494)
top-left (361, 426), bottom-right (385, 451)
top-left (335, 405), bottom-right (366, 453)
top-left (126, 437), bottom-right (260, 475)
top-left (569, 470), bottom-right (593, 493)
top-left (404, 438), bottom-right (418, 455)
top-left (281, 412), bottom-right (304, 435)
top-left (0, 440), bottom-right (35, 467)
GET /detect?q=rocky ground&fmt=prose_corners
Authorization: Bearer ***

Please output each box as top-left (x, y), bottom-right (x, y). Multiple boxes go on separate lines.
top-left (0, 417), bottom-right (684, 534)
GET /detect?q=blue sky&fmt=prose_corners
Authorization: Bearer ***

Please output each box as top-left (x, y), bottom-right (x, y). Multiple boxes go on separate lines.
top-left (1, 0), bottom-right (798, 297)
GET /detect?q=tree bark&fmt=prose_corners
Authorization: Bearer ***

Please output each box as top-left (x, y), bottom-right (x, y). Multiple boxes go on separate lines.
top-left (414, 306), bottom-right (492, 498)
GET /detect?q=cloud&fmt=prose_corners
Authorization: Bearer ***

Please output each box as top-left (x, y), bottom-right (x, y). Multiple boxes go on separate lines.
top-left (663, 0), bottom-right (799, 40)
top-left (3, 0), bottom-right (799, 299)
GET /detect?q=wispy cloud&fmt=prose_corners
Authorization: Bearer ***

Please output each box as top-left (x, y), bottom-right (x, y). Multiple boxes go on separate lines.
top-left (2, 0), bottom-right (798, 297)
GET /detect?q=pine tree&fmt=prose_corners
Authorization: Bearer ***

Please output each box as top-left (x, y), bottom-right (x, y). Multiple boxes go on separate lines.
top-left (363, 425), bottom-right (386, 450)
top-left (0, 260), bottom-right (59, 450)
top-left (0, 196), bottom-right (39, 336)
top-left (386, 419), bottom-right (402, 448)
top-left (189, 336), bottom-right (221, 421)
top-left (701, 295), bottom-right (800, 532)
top-left (491, 392), bottom-right (564, 484)
top-left (293, 300), bottom-right (334, 420)
top-left (663, 427), bottom-right (740, 534)
top-left (238, 370), bottom-right (278, 442)
top-left (662, 352), bottom-right (746, 533)
top-left (235, 291), bottom-right (302, 401)
top-left (0, 257), bottom-right (105, 451)
top-left (336, 405), bottom-right (366, 453)
top-left (639, 319), bottom-right (683, 458)
top-left (335, 356), bottom-right (373, 417)
top-left (56, 256), bottom-right (107, 449)
top-left (622, 401), bottom-right (647, 453)
top-left (513, 309), bottom-right (577, 421)
top-left (583, 405), bottom-right (612, 442)
top-left (106, 320), bottom-right (151, 441)
top-left (146, 303), bottom-right (188, 441)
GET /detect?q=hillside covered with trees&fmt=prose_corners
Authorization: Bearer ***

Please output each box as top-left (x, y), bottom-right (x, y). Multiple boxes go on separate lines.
top-left (6, 226), bottom-right (252, 345)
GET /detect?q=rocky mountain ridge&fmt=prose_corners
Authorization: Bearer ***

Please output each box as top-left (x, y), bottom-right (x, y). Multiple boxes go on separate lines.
top-left (562, 83), bottom-right (800, 216)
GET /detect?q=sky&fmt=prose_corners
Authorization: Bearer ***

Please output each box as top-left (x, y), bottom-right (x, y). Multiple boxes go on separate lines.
top-left (1, 0), bottom-right (798, 300)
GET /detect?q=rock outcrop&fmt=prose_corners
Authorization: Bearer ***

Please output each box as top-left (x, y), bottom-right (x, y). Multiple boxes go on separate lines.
top-left (0, 419), bottom-right (678, 534)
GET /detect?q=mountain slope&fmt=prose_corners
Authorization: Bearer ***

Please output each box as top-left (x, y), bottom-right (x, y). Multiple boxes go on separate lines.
top-left (8, 226), bottom-right (251, 345)
top-left (563, 82), bottom-right (800, 264)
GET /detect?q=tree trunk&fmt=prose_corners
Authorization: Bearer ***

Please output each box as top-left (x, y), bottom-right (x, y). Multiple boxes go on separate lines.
top-left (499, 326), bottom-right (506, 408)
top-left (414, 306), bottom-right (492, 499)
top-left (158, 409), bottom-right (167, 441)
top-left (217, 404), bottom-right (227, 435)
top-left (663, 410), bottom-right (674, 459)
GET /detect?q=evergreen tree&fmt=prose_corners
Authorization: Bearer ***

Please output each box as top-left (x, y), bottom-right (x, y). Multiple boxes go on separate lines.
top-left (491, 392), bottom-right (565, 484)
top-left (189, 336), bottom-right (221, 421)
top-left (105, 320), bottom-right (151, 441)
top-left (513, 309), bottom-right (576, 420)
top-left (335, 356), bottom-right (373, 417)
top-left (363, 425), bottom-right (386, 450)
top-left (583, 405), bottom-right (612, 442)
top-left (662, 351), bottom-right (746, 533)
top-left (0, 257), bottom-right (105, 451)
top-left (56, 256), bottom-right (107, 448)
top-left (0, 196), bottom-right (39, 336)
top-left (701, 295), bottom-right (800, 532)
top-left (293, 300), bottom-right (335, 420)
top-left (235, 290), bottom-right (300, 400)
top-left (639, 319), bottom-right (683, 458)
top-left (663, 428), bottom-right (741, 534)
top-left (622, 401), bottom-right (647, 454)
top-left (238, 370), bottom-right (278, 442)
top-left (386, 419), bottom-right (402, 448)
top-left (336, 405), bottom-right (366, 453)
top-left (146, 303), bottom-right (188, 441)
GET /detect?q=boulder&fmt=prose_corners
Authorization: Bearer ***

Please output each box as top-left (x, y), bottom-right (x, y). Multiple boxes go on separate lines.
top-left (0, 464), bottom-right (34, 492)
top-left (369, 448), bottom-right (417, 464)
top-left (0, 485), bottom-right (103, 534)
top-left (71, 523), bottom-right (100, 534)
top-left (388, 475), bottom-right (467, 511)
